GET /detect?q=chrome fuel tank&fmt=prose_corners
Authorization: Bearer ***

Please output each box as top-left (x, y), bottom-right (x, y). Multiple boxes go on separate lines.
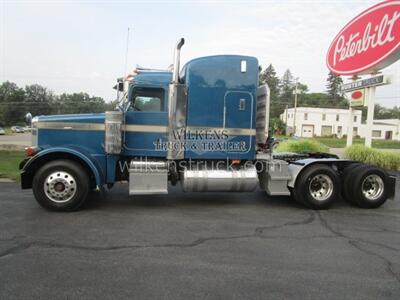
top-left (181, 165), bottom-right (258, 192)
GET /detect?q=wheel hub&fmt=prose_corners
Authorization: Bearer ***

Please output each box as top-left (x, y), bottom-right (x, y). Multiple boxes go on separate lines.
top-left (44, 171), bottom-right (77, 203)
top-left (309, 174), bottom-right (334, 201)
top-left (362, 175), bottom-right (384, 201)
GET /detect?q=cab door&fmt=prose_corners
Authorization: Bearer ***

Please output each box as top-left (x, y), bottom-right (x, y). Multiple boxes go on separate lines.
top-left (224, 91), bottom-right (253, 155)
top-left (123, 86), bottom-right (168, 157)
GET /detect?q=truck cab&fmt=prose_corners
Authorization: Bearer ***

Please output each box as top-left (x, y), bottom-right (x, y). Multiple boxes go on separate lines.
top-left (20, 38), bottom-right (395, 211)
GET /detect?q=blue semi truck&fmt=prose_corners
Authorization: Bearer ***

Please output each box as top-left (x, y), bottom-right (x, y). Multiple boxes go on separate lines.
top-left (20, 38), bottom-right (395, 211)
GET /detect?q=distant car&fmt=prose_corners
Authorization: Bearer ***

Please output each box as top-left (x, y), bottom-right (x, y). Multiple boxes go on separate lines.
top-left (11, 126), bottom-right (25, 133)
top-left (0, 127), bottom-right (5, 135)
top-left (23, 126), bottom-right (32, 132)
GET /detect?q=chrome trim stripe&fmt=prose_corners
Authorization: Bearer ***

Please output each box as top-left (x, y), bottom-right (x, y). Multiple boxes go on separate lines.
top-left (37, 122), bottom-right (256, 136)
top-left (124, 124), bottom-right (168, 133)
top-left (37, 122), bottom-right (105, 131)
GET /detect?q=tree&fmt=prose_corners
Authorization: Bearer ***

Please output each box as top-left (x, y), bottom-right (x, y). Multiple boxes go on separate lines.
top-left (56, 93), bottom-right (108, 115)
top-left (259, 64), bottom-right (282, 119)
top-left (279, 69), bottom-right (294, 102)
top-left (0, 81), bottom-right (26, 126)
top-left (259, 64), bottom-right (280, 96)
top-left (326, 72), bottom-right (343, 100)
top-left (24, 84), bottom-right (54, 116)
top-left (269, 117), bottom-right (285, 135)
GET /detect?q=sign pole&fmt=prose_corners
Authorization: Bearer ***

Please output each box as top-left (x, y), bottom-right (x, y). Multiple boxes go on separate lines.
top-left (346, 106), bottom-right (353, 147)
top-left (293, 81), bottom-right (298, 136)
top-left (365, 85), bottom-right (376, 147)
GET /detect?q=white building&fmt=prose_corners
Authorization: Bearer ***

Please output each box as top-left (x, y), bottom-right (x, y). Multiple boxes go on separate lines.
top-left (280, 107), bottom-right (400, 141)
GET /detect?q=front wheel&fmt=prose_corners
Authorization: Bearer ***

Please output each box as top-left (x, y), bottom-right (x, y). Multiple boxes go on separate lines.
top-left (32, 159), bottom-right (90, 211)
top-left (292, 164), bottom-right (340, 210)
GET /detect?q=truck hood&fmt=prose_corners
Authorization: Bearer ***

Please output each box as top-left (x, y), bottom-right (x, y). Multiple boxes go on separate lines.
top-left (36, 113), bottom-right (105, 124)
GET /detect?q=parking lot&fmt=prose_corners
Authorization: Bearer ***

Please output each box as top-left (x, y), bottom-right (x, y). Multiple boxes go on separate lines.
top-left (0, 181), bottom-right (399, 299)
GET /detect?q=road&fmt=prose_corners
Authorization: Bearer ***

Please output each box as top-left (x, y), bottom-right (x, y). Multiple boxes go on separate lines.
top-left (0, 182), bottom-right (399, 299)
top-left (0, 133), bottom-right (31, 149)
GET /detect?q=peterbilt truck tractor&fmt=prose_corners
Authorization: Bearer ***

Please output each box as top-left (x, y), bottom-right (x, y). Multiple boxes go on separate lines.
top-left (20, 38), bottom-right (396, 211)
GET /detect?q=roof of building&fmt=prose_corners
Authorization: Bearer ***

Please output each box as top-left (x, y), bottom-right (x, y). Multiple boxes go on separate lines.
top-left (284, 107), bottom-right (361, 114)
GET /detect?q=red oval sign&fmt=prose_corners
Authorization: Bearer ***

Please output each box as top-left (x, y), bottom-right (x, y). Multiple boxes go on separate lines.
top-left (327, 1), bottom-right (400, 76)
top-left (351, 91), bottom-right (363, 99)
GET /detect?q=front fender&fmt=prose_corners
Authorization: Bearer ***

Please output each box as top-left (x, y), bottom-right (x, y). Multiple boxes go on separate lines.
top-left (21, 147), bottom-right (105, 189)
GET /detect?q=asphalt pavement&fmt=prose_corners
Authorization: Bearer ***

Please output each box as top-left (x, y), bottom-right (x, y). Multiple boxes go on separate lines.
top-left (0, 181), bottom-right (399, 299)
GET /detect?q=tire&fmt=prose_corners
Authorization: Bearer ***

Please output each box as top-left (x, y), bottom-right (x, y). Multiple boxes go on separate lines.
top-left (32, 159), bottom-right (90, 211)
top-left (350, 165), bottom-right (389, 209)
top-left (293, 164), bottom-right (340, 210)
top-left (342, 163), bottom-right (363, 204)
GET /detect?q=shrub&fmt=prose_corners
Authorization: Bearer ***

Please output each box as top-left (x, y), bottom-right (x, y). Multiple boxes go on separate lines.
top-left (275, 139), bottom-right (329, 154)
top-left (345, 144), bottom-right (400, 171)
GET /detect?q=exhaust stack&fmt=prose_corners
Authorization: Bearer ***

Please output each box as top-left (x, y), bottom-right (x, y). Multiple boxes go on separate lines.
top-left (172, 38), bottom-right (185, 83)
top-left (167, 38), bottom-right (187, 160)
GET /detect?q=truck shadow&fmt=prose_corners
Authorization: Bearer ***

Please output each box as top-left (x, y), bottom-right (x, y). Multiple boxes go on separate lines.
top-left (84, 184), bottom-right (350, 211)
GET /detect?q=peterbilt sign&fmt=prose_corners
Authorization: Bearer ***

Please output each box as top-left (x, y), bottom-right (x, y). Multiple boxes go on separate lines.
top-left (327, 0), bottom-right (400, 76)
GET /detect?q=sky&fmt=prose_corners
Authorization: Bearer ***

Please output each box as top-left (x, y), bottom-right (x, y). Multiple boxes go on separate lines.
top-left (0, 0), bottom-right (399, 107)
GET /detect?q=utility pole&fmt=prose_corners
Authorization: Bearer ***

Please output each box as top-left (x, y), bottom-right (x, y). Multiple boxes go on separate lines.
top-left (346, 75), bottom-right (360, 147)
top-left (285, 104), bottom-right (289, 133)
top-left (293, 80), bottom-right (298, 136)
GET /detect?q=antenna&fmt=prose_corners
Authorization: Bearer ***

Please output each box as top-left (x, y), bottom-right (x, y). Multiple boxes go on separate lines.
top-left (124, 27), bottom-right (131, 75)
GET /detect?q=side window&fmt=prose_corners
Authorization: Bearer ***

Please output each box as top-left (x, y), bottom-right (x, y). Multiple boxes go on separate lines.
top-left (130, 87), bottom-right (165, 112)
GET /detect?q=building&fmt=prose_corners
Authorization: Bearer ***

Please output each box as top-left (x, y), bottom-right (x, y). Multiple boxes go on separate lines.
top-left (280, 107), bottom-right (400, 141)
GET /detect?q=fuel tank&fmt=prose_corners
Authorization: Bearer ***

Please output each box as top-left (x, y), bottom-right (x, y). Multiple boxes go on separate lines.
top-left (181, 164), bottom-right (258, 192)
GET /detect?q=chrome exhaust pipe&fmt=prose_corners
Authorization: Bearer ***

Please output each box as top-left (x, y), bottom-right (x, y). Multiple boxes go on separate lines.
top-left (172, 38), bottom-right (185, 83)
top-left (167, 38), bottom-right (186, 160)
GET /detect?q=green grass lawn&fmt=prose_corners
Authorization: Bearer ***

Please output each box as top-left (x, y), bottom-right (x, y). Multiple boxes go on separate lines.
top-left (0, 150), bottom-right (25, 181)
top-left (311, 137), bottom-right (400, 149)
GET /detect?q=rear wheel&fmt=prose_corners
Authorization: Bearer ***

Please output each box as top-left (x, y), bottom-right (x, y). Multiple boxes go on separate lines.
top-left (293, 164), bottom-right (340, 210)
top-left (32, 159), bottom-right (90, 211)
top-left (342, 163), bottom-right (363, 204)
top-left (350, 165), bottom-right (389, 209)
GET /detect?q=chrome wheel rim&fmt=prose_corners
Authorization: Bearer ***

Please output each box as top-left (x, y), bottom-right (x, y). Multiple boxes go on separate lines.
top-left (44, 171), bottom-right (77, 203)
top-left (362, 175), bottom-right (384, 201)
top-left (309, 174), bottom-right (334, 201)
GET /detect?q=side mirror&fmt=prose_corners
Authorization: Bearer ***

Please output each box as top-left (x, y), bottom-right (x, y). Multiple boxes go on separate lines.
top-left (113, 80), bottom-right (124, 92)
top-left (24, 112), bottom-right (32, 126)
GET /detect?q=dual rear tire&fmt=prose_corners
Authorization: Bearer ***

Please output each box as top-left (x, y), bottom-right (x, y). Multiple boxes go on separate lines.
top-left (292, 164), bottom-right (340, 210)
top-left (291, 163), bottom-right (389, 210)
top-left (342, 164), bottom-right (388, 208)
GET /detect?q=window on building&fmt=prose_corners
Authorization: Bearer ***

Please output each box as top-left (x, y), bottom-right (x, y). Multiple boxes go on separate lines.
top-left (337, 126), bottom-right (342, 134)
top-left (353, 127), bottom-right (358, 137)
top-left (354, 116), bottom-right (357, 122)
top-left (372, 130), bottom-right (381, 138)
top-left (336, 114), bottom-right (340, 121)
top-left (304, 113), bottom-right (308, 120)
top-left (322, 114), bottom-right (326, 121)
top-left (129, 87), bottom-right (165, 112)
